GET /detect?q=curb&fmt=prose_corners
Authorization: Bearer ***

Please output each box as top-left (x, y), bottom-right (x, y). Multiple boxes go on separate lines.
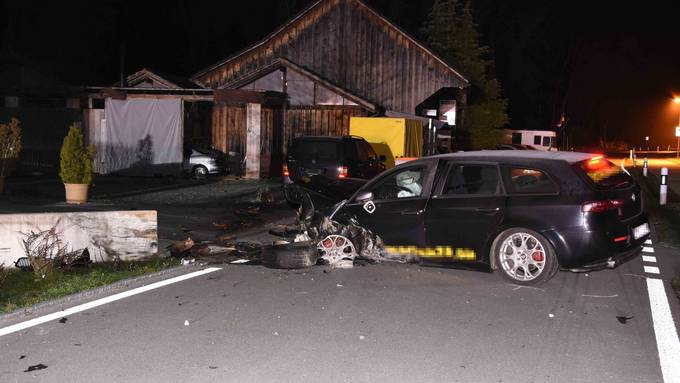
top-left (0, 263), bottom-right (206, 324)
top-left (92, 178), bottom-right (223, 200)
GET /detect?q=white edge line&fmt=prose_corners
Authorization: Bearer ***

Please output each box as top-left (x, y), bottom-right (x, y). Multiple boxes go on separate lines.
top-left (0, 267), bottom-right (222, 337)
top-left (644, 266), bottom-right (661, 274)
top-left (643, 246), bottom-right (655, 253)
top-left (643, 256), bottom-right (658, 263)
top-left (646, 278), bottom-right (680, 383)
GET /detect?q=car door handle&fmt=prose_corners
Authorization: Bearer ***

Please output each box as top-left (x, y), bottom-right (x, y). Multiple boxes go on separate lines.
top-left (475, 207), bottom-right (500, 213)
top-left (401, 209), bottom-right (424, 215)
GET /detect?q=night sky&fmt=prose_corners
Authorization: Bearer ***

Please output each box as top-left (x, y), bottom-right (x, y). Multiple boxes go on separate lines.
top-left (2, 0), bottom-right (680, 148)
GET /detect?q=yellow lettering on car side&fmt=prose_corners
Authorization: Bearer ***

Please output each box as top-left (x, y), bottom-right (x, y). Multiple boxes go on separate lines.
top-left (455, 248), bottom-right (476, 261)
top-left (384, 246), bottom-right (476, 261)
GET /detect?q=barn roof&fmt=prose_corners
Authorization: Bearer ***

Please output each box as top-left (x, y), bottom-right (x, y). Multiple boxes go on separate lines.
top-left (191, 0), bottom-right (467, 84)
top-left (229, 57), bottom-right (377, 111)
top-left (120, 68), bottom-right (202, 89)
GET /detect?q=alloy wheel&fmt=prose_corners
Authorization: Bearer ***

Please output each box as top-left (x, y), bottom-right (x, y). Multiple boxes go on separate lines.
top-left (498, 232), bottom-right (546, 282)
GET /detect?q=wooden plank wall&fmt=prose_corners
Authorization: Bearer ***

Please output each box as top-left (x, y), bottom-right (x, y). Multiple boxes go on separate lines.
top-left (284, 106), bottom-right (367, 150)
top-left (195, 0), bottom-right (467, 115)
top-left (211, 104), bottom-right (247, 155)
top-left (212, 104), bottom-right (285, 177)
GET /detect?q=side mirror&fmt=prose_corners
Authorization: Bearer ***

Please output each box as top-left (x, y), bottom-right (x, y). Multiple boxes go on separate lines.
top-left (379, 155), bottom-right (386, 162)
top-left (355, 191), bottom-right (373, 203)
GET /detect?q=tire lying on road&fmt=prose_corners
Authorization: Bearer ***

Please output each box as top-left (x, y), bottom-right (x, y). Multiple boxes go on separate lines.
top-left (260, 241), bottom-right (320, 269)
top-left (491, 227), bottom-right (559, 285)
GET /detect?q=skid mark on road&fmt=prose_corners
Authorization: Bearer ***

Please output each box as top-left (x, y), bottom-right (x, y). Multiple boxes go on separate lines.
top-left (581, 294), bottom-right (618, 298)
top-left (641, 239), bottom-right (680, 383)
top-left (0, 267), bottom-right (222, 338)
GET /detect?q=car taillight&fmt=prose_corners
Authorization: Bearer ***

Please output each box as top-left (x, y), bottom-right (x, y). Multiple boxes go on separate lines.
top-left (337, 166), bottom-right (348, 179)
top-left (581, 199), bottom-right (625, 213)
top-left (282, 164), bottom-right (290, 177)
top-left (585, 155), bottom-right (606, 169)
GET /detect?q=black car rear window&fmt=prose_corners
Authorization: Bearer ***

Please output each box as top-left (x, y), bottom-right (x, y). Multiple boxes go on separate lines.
top-left (575, 157), bottom-right (633, 189)
top-left (293, 140), bottom-right (342, 161)
top-left (502, 167), bottom-right (558, 194)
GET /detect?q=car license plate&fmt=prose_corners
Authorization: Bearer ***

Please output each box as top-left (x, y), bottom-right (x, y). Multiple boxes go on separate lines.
top-left (301, 167), bottom-right (321, 176)
top-left (633, 223), bottom-right (650, 240)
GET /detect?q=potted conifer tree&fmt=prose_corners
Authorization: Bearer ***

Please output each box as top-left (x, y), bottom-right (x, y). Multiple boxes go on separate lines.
top-left (59, 124), bottom-right (95, 204)
top-left (0, 118), bottom-right (22, 193)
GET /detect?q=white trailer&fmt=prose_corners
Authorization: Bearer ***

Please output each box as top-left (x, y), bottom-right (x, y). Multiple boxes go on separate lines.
top-left (503, 129), bottom-right (557, 151)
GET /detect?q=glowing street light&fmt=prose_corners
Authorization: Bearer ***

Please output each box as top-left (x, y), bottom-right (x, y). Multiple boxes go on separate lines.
top-left (675, 97), bottom-right (680, 157)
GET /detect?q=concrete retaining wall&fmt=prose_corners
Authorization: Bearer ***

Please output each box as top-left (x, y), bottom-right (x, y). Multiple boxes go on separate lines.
top-left (0, 210), bottom-right (158, 267)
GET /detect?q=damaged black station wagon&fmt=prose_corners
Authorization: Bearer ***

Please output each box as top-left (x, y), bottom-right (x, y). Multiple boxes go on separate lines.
top-left (287, 151), bottom-right (651, 285)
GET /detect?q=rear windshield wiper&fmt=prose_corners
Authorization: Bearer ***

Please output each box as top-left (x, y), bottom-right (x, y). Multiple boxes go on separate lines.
top-left (611, 180), bottom-right (632, 189)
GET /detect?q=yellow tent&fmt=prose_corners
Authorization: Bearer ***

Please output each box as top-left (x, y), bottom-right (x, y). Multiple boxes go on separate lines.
top-left (349, 117), bottom-right (423, 168)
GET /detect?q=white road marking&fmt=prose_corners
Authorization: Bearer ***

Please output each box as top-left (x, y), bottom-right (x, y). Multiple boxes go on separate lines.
top-left (0, 267), bottom-right (222, 337)
top-left (643, 255), bottom-right (658, 263)
top-left (643, 246), bottom-right (655, 253)
top-left (646, 278), bottom-right (680, 383)
top-left (644, 266), bottom-right (661, 274)
top-left (645, 239), bottom-right (653, 245)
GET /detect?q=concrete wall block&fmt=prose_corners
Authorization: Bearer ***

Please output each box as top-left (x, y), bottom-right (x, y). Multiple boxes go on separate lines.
top-left (0, 210), bottom-right (158, 267)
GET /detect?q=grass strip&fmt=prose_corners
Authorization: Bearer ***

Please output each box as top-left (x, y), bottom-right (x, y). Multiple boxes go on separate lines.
top-left (0, 257), bottom-right (179, 314)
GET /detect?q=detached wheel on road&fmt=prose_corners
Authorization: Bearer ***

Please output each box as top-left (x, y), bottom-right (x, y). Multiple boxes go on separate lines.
top-left (192, 165), bottom-right (208, 179)
top-left (493, 228), bottom-right (559, 285)
top-left (260, 241), bottom-right (319, 269)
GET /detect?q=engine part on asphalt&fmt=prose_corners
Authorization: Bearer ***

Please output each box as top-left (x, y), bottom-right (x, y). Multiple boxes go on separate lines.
top-left (268, 225), bottom-right (301, 238)
top-left (234, 241), bottom-right (262, 255)
top-left (260, 241), bottom-right (320, 269)
top-left (294, 232), bottom-right (311, 242)
top-left (190, 244), bottom-right (211, 257)
top-left (168, 237), bottom-right (194, 257)
top-left (216, 233), bottom-right (236, 246)
top-left (317, 234), bottom-right (357, 268)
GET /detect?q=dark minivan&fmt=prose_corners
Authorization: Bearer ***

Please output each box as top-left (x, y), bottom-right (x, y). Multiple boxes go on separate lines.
top-left (283, 136), bottom-right (385, 184)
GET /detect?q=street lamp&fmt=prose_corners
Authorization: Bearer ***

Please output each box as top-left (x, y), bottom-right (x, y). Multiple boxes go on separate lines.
top-left (675, 97), bottom-right (680, 157)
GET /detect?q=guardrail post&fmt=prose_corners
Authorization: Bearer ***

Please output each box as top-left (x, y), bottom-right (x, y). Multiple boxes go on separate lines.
top-left (643, 158), bottom-right (648, 176)
top-left (633, 153), bottom-right (637, 168)
top-left (660, 167), bottom-right (668, 205)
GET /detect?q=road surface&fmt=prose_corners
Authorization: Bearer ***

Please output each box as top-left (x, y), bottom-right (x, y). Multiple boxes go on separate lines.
top-left (1, 235), bottom-right (679, 383)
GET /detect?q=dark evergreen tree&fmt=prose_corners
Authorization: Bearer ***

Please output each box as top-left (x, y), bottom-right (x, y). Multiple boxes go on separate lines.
top-left (424, 0), bottom-right (508, 149)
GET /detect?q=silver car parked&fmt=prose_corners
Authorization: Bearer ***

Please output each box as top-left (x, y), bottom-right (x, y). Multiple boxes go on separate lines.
top-left (182, 147), bottom-right (227, 177)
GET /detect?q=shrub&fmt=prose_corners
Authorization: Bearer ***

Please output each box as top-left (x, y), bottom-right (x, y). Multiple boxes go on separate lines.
top-left (0, 117), bottom-right (22, 177)
top-left (59, 124), bottom-right (95, 185)
top-left (20, 222), bottom-right (69, 279)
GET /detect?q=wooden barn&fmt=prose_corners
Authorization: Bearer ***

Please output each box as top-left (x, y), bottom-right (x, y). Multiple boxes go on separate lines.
top-left (192, 0), bottom-right (469, 177)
